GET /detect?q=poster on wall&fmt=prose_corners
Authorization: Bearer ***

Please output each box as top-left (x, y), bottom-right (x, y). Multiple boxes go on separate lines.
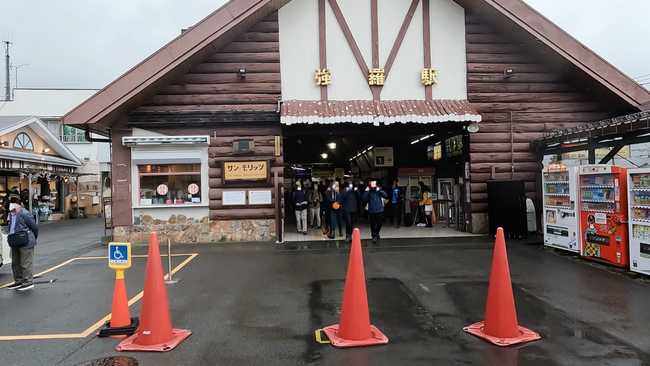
top-left (249, 190), bottom-right (272, 205)
top-left (223, 161), bottom-right (268, 182)
top-left (222, 191), bottom-right (246, 206)
top-left (373, 147), bottom-right (394, 167)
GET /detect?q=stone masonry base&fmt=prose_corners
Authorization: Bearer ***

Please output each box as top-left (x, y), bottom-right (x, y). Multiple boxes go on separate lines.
top-left (113, 215), bottom-right (276, 244)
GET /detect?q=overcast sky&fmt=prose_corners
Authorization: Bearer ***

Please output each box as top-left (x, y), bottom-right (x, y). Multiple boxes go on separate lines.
top-left (0, 0), bottom-right (648, 90)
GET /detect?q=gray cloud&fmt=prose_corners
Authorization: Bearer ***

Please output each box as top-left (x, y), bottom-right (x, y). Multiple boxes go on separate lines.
top-left (0, 0), bottom-right (648, 89)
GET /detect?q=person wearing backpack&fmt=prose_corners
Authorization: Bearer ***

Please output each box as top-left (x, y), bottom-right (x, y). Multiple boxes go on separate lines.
top-left (6, 199), bottom-right (39, 291)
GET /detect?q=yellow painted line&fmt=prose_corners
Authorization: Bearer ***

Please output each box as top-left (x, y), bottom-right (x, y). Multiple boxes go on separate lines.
top-left (79, 253), bottom-right (198, 338)
top-left (0, 257), bottom-right (77, 289)
top-left (0, 333), bottom-right (85, 341)
top-left (75, 253), bottom-right (195, 261)
top-left (0, 253), bottom-right (199, 341)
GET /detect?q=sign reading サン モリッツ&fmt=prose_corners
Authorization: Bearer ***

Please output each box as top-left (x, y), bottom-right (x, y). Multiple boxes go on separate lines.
top-left (223, 161), bottom-right (268, 181)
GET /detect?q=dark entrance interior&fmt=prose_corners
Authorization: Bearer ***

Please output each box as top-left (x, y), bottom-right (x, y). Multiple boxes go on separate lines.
top-left (281, 123), bottom-right (471, 241)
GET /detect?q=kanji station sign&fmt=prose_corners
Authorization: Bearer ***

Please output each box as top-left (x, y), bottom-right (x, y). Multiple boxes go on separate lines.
top-left (223, 161), bottom-right (268, 182)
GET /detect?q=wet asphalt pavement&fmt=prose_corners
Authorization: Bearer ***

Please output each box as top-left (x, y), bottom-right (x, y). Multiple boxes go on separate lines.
top-left (1, 223), bottom-right (650, 365)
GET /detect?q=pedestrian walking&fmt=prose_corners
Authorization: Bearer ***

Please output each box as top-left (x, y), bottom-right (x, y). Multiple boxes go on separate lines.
top-left (292, 183), bottom-right (309, 235)
top-left (341, 182), bottom-right (359, 241)
top-left (363, 181), bottom-right (388, 243)
top-left (308, 182), bottom-right (322, 229)
top-left (6, 199), bottom-right (39, 291)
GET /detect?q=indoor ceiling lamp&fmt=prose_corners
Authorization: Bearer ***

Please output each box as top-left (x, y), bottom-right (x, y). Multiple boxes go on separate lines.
top-left (327, 142), bottom-right (337, 150)
top-left (410, 134), bottom-right (435, 145)
top-left (320, 152), bottom-right (328, 159)
top-left (467, 123), bottom-right (480, 133)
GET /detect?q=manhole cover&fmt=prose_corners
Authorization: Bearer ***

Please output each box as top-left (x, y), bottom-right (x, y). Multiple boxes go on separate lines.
top-left (75, 356), bottom-right (138, 366)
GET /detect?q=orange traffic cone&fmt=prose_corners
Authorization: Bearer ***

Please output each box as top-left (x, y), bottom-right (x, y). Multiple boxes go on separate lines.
top-left (110, 272), bottom-right (131, 328)
top-left (98, 270), bottom-right (138, 338)
top-left (320, 228), bottom-right (388, 348)
top-left (116, 232), bottom-right (191, 352)
top-left (463, 227), bottom-right (541, 346)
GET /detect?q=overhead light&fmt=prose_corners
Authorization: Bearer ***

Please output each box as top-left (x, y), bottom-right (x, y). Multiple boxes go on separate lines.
top-left (320, 153), bottom-right (328, 159)
top-left (327, 142), bottom-right (337, 150)
top-left (410, 134), bottom-right (435, 145)
top-left (467, 124), bottom-right (480, 133)
top-left (43, 148), bottom-right (51, 153)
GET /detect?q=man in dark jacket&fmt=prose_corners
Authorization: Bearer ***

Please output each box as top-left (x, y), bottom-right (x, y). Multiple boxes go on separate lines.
top-left (326, 183), bottom-right (344, 239)
top-left (341, 182), bottom-right (359, 241)
top-left (362, 181), bottom-right (388, 243)
top-left (6, 199), bottom-right (39, 291)
top-left (292, 184), bottom-right (309, 235)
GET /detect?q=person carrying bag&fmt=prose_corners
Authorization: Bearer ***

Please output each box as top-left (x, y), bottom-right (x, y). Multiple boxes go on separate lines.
top-left (6, 200), bottom-right (39, 291)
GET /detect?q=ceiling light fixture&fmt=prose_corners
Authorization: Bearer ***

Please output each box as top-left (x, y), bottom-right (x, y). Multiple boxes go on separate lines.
top-left (320, 153), bottom-right (328, 159)
top-left (327, 142), bottom-right (337, 150)
top-left (410, 134), bottom-right (435, 145)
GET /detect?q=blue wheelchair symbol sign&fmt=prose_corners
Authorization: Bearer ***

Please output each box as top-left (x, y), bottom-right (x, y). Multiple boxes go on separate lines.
top-left (108, 242), bottom-right (131, 269)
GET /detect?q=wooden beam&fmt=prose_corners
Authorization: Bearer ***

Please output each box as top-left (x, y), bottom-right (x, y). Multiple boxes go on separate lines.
top-left (370, 0), bottom-right (380, 101)
top-left (318, 0), bottom-right (328, 101)
top-left (422, 0), bottom-right (432, 101)
top-left (384, 0), bottom-right (420, 79)
top-left (327, 0), bottom-right (370, 80)
top-left (599, 144), bottom-right (625, 164)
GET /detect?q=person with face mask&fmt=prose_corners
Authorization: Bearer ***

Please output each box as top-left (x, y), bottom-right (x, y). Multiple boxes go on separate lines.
top-left (292, 183), bottom-right (309, 235)
top-left (341, 182), bottom-right (359, 241)
top-left (307, 182), bottom-right (322, 230)
top-left (362, 181), bottom-right (388, 243)
top-left (327, 182), bottom-right (344, 239)
top-left (6, 199), bottom-right (39, 291)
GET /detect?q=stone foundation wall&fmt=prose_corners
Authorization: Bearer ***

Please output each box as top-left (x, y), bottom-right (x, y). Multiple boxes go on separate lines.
top-left (113, 213), bottom-right (276, 244)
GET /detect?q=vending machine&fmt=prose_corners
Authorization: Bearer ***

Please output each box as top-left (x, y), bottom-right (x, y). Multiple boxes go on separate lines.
top-left (627, 169), bottom-right (650, 275)
top-left (578, 165), bottom-right (629, 268)
top-left (542, 164), bottom-right (579, 253)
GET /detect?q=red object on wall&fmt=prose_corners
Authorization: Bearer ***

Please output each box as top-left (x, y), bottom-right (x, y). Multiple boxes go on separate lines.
top-left (578, 165), bottom-right (629, 268)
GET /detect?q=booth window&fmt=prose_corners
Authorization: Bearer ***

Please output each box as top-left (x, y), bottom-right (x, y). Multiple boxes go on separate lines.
top-left (137, 164), bottom-right (201, 205)
top-left (14, 133), bottom-right (34, 151)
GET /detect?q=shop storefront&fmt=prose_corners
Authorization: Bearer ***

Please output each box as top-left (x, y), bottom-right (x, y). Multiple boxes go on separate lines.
top-left (63, 0), bottom-right (649, 242)
top-left (0, 116), bottom-right (81, 223)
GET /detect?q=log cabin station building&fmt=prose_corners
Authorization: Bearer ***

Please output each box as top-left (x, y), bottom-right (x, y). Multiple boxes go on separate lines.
top-left (63, 0), bottom-right (650, 243)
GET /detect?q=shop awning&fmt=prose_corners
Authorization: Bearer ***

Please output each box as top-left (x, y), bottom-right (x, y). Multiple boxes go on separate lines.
top-left (280, 100), bottom-right (482, 125)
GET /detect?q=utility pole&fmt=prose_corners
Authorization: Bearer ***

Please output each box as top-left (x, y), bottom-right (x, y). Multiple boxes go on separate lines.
top-left (4, 41), bottom-right (11, 101)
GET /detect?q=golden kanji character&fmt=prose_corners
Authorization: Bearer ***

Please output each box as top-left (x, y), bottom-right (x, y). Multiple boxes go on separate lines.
top-left (421, 68), bottom-right (439, 86)
top-left (368, 68), bottom-right (385, 86)
top-left (315, 68), bottom-right (332, 86)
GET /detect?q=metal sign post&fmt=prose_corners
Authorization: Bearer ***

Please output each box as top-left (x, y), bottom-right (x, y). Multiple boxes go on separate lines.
top-left (165, 238), bottom-right (178, 284)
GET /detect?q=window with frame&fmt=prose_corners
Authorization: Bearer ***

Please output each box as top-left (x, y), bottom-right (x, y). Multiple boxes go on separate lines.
top-left (13, 132), bottom-right (34, 150)
top-left (137, 164), bottom-right (202, 206)
top-left (61, 125), bottom-right (88, 143)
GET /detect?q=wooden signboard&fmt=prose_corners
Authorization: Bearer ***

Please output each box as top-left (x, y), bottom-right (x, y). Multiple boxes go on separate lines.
top-left (223, 161), bottom-right (268, 182)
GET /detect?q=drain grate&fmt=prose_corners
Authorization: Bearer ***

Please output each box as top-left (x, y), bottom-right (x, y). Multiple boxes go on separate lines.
top-left (75, 356), bottom-right (138, 366)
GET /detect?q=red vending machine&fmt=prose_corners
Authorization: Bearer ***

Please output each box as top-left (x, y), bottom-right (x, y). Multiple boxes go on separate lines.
top-left (578, 165), bottom-right (629, 268)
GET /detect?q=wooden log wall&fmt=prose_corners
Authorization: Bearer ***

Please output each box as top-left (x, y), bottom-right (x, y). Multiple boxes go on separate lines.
top-left (208, 125), bottom-right (283, 221)
top-left (133, 12), bottom-right (280, 115)
top-left (465, 12), bottom-right (617, 215)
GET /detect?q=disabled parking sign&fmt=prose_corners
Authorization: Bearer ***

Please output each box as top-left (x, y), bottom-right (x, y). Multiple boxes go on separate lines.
top-left (108, 242), bottom-right (131, 270)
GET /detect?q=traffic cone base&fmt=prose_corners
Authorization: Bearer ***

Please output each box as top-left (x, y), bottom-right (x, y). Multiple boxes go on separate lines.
top-left (116, 328), bottom-right (191, 352)
top-left (322, 324), bottom-right (388, 348)
top-left (464, 321), bottom-right (540, 347)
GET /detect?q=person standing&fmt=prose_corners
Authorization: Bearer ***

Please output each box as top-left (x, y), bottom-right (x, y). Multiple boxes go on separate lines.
top-left (308, 182), bottom-right (322, 229)
top-left (341, 182), bottom-right (359, 241)
top-left (363, 181), bottom-right (388, 243)
top-left (327, 182), bottom-right (344, 239)
top-left (6, 199), bottom-right (39, 291)
top-left (390, 179), bottom-right (404, 227)
top-left (292, 184), bottom-right (309, 235)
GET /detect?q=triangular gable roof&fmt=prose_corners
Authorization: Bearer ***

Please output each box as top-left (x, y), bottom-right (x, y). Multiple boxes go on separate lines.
top-left (0, 116), bottom-right (82, 167)
top-left (63, 0), bottom-right (650, 132)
